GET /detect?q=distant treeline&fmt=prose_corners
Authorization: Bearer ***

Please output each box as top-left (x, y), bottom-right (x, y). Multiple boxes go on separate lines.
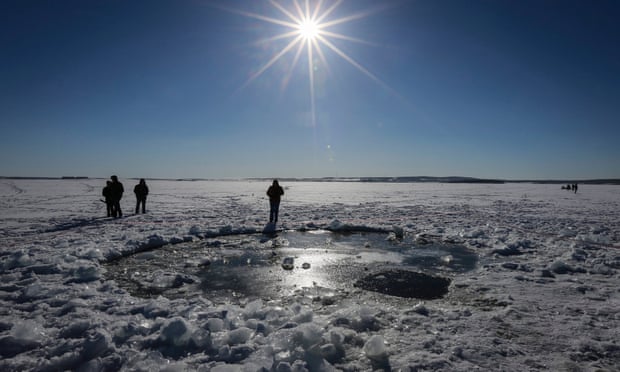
top-left (249, 177), bottom-right (620, 185)
top-left (1, 176), bottom-right (619, 185)
top-left (0, 176), bottom-right (89, 180)
top-left (512, 179), bottom-right (620, 185)
top-left (249, 176), bottom-right (506, 184)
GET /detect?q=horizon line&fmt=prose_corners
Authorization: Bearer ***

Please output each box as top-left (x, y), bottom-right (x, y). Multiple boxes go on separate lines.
top-left (1, 175), bottom-right (619, 184)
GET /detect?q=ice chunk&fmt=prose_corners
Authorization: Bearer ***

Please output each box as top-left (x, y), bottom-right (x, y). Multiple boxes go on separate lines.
top-left (460, 228), bottom-right (486, 239)
top-left (207, 318), bottom-right (225, 332)
top-left (124, 350), bottom-right (188, 371)
top-left (291, 308), bottom-right (313, 324)
top-left (275, 361), bottom-right (293, 372)
top-left (392, 225), bottom-right (404, 239)
top-left (80, 247), bottom-right (103, 260)
top-left (2, 250), bottom-right (34, 270)
top-left (150, 271), bottom-right (177, 289)
top-left (320, 343), bottom-right (344, 363)
top-left (134, 251), bottom-right (156, 260)
top-left (82, 330), bottom-right (112, 361)
top-left (211, 364), bottom-right (243, 372)
top-left (225, 327), bottom-right (253, 345)
top-left (139, 297), bottom-right (171, 318)
top-left (71, 265), bottom-right (101, 282)
top-left (152, 317), bottom-right (211, 358)
top-left (0, 335), bottom-right (40, 358)
top-left (243, 299), bottom-right (264, 320)
top-left (11, 319), bottom-right (44, 342)
top-left (169, 236), bottom-right (182, 244)
top-left (0, 319), bottom-right (46, 358)
top-left (411, 302), bottom-right (430, 316)
top-left (549, 261), bottom-right (586, 274)
top-left (141, 234), bottom-right (168, 249)
top-left (364, 335), bottom-right (388, 361)
top-left (146, 270), bottom-right (195, 290)
top-left (159, 317), bottom-right (192, 346)
top-left (328, 219), bottom-right (345, 231)
top-left (21, 283), bottom-right (46, 301)
top-left (59, 321), bottom-right (91, 339)
top-left (293, 323), bottom-right (323, 349)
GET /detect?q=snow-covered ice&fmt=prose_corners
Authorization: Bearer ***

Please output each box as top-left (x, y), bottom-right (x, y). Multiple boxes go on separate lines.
top-left (1, 179), bottom-right (619, 371)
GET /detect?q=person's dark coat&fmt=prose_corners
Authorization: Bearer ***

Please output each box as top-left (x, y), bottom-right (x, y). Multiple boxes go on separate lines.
top-left (266, 180), bottom-right (284, 223)
top-left (267, 182), bottom-right (284, 203)
top-left (102, 183), bottom-right (112, 202)
top-left (102, 181), bottom-right (113, 217)
top-left (109, 175), bottom-right (124, 217)
top-left (134, 181), bottom-right (149, 199)
top-left (110, 177), bottom-right (124, 202)
top-left (134, 179), bottom-right (149, 214)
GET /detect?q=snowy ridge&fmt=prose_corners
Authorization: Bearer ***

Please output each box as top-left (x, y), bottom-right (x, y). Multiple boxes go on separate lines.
top-left (1, 179), bottom-right (620, 371)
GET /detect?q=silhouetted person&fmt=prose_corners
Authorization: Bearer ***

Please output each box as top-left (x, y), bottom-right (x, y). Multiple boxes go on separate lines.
top-left (574, 183), bottom-right (578, 193)
top-left (266, 179), bottom-right (284, 223)
top-left (109, 175), bottom-right (124, 218)
top-left (102, 181), bottom-right (113, 217)
top-left (134, 178), bottom-right (149, 214)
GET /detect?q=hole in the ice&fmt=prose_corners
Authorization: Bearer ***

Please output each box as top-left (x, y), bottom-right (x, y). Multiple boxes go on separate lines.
top-left (354, 270), bottom-right (451, 299)
top-left (104, 230), bottom-right (476, 300)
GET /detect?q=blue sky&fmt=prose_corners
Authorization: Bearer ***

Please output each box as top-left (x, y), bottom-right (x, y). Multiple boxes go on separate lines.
top-left (1, 0), bottom-right (619, 180)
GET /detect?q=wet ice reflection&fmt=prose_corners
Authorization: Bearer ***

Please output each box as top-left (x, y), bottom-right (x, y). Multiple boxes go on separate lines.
top-left (105, 230), bottom-right (477, 301)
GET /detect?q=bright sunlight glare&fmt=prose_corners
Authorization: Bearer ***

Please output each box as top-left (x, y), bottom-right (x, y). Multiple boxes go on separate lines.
top-left (298, 18), bottom-right (320, 40)
top-left (227, 0), bottom-right (397, 129)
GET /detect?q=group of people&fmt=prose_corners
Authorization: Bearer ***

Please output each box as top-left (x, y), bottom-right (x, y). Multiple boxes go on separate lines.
top-left (102, 176), bottom-right (149, 218)
top-left (562, 183), bottom-right (579, 193)
top-left (101, 177), bottom-right (285, 224)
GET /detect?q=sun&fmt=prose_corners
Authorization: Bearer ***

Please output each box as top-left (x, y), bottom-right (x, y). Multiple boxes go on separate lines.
top-left (298, 18), bottom-right (320, 40)
top-left (226, 0), bottom-right (395, 129)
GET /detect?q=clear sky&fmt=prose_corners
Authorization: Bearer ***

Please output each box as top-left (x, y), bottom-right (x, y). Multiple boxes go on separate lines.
top-left (1, 0), bottom-right (619, 180)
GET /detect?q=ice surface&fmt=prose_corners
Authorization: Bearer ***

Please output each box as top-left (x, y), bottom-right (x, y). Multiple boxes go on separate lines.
top-left (1, 179), bottom-right (620, 370)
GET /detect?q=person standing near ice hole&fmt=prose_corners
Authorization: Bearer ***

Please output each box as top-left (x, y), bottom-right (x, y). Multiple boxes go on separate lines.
top-left (134, 178), bottom-right (149, 214)
top-left (267, 179), bottom-right (284, 224)
top-left (109, 175), bottom-right (124, 218)
top-left (102, 181), bottom-right (113, 217)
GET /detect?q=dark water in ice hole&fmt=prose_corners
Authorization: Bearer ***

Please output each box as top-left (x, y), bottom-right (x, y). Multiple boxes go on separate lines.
top-left (104, 230), bottom-right (477, 301)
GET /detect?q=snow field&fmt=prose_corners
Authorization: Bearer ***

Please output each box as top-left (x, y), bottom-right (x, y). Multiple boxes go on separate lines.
top-left (1, 179), bottom-right (619, 371)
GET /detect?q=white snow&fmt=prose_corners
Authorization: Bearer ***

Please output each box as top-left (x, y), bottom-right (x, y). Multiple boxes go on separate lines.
top-left (1, 178), bottom-right (620, 371)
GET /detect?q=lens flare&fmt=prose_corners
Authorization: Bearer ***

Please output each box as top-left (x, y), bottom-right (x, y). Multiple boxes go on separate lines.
top-left (222, 0), bottom-right (399, 129)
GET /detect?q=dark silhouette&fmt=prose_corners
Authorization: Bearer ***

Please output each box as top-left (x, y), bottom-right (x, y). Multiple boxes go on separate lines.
top-left (266, 179), bottom-right (284, 223)
top-left (109, 175), bottom-right (124, 218)
top-left (573, 183), bottom-right (578, 193)
top-left (134, 179), bottom-right (149, 214)
top-left (102, 181), bottom-right (113, 217)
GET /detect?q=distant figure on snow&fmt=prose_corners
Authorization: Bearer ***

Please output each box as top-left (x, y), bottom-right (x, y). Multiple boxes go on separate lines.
top-left (134, 178), bottom-right (149, 214)
top-left (266, 179), bottom-right (284, 223)
top-left (573, 183), bottom-right (578, 193)
top-left (109, 175), bottom-right (124, 218)
top-left (102, 181), bottom-right (113, 217)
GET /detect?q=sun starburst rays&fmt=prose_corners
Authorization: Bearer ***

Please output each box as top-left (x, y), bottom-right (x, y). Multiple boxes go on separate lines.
top-left (232, 0), bottom-right (391, 128)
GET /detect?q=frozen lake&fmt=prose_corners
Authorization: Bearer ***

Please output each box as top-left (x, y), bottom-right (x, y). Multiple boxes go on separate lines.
top-left (1, 179), bottom-right (619, 371)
